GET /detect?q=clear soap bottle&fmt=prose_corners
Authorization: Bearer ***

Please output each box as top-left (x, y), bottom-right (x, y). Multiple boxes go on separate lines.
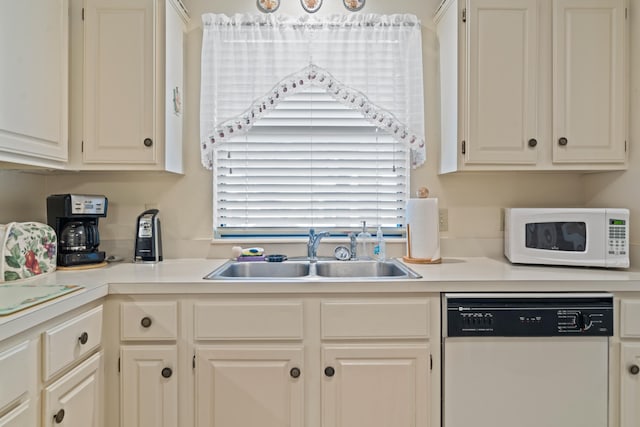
top-left (356, 221), bottom-right (372, 260)
top-left (374, 226), bottom-right (386, 261)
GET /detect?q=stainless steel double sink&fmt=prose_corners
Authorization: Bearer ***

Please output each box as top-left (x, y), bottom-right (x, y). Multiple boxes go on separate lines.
top-left (204, 259), bottom-right (422, 280)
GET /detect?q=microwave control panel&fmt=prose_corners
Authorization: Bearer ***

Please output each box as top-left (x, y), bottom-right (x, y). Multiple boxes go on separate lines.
top-left (608, 218), bottom-right (628, 256)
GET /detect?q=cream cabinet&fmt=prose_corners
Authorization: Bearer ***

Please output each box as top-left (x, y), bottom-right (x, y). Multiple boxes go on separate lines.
top-left (105, 294), bottom-right (440, 427)
top-left (320, 299), bottom-right (432, 427)
top-left (0, 340), bottom-right (38, 427)
top-left (117, 301), bottom-right (179, 427)
top-left (619, 299), bottom-right (640, 427)
top-left (193, 300), bottom-right (305, 427)
top-left (0, 303), bottom-right (104, 427)
top-left (195, 346), bottom-right (304, 427)
top-left (79, 0), bottom-right (188, 172)
top-left (43, 352), bottom-right (103, 427)
top-left (0, 0), bottom-right (69, 169)
top-left (120, 346), bottom-right (178, 427)
top-left (435, 0), bottom-right (628, 173)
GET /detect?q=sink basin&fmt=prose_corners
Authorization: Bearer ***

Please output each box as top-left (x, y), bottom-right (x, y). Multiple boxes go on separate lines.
top-left (315, 260), bottom-right (421, 278)
top-left (204, 259), bottom-right (421, 280)
top-left (204, 261), bottom-right (310, 279)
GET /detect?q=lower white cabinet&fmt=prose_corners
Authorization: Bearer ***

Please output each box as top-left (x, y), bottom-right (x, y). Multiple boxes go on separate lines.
top-left (621, 344), bottom-right (640, 427)
top-left (322, 344), bottom-right (430, 427)
top-left (619, 298), bottom-right (640, 427)
top-left (43, 351), bottom-right (103, 427)
top-left (0, 400), bottom-right (37, 427)
top-left (120, 346), bottom-right (178, 427)
top-left (108, 295), bottom-right (438, 427)
top-left (0, 339), bottom-right (38, 427)
top-left (195, 346), bottom-right (304, 427)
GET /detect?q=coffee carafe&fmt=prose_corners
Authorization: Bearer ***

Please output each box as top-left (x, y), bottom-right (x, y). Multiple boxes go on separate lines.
top-left (47, 194), bottom-right (108, 267)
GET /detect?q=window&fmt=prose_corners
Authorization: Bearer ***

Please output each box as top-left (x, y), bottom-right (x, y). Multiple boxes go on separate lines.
top-left (214, 87), bottom-right (409, 238)
top-left (200, 14), bottom-right (425, 238)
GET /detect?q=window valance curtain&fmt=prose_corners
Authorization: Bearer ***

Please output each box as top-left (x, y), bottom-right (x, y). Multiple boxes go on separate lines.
top-left (200, 13), bottom-right (426, 168)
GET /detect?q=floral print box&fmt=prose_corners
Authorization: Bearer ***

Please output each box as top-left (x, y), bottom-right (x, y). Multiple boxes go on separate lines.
top-left (0, 222), bottom-right (57, 282)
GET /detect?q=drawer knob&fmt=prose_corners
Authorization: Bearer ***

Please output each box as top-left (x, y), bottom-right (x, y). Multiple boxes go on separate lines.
top-left (290, 367), bottom-right (301, 378)
top-left (558, 137), bottom-right (568, 146)
top-left (140, 316), bottom-right (152, 328)
top-left (161, 367), bottom-right (173, 378)
top-left (630, 364), bottom-right (640, 375)
top-left (324, 366), bottom-right (335, 377)
top-left (528, 138), bottom-right (537, 148)
top-left (53, 409), bottom-right (65, 424)
top-left (78, 332), bottom-right (89, 345)
top-left (143, 138), bottom-right (153, 147)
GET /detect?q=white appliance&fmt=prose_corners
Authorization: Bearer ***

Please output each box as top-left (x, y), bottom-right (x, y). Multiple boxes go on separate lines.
top-left (504, 207), bottom-right (629, 268)
top-left (443, 293), bottom-right (613, 427)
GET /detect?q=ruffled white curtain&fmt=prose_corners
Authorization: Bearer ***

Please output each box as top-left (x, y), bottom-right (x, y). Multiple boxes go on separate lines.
top-left (200, 13), bottom-right (425, 168)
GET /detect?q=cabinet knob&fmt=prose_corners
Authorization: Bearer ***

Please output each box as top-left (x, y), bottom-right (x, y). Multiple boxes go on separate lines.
top-left (53, 409), bottom-right (65, 424)
top-left (558, 137), bottom-right (568, 146)
top-left (140, 316), bottom-right (152, 328)
top-left (324, 366), bottom-right (335, 377)
top-left (630, 364), bottom-right (640, 375)
top-left (143, 138), bottom-right (153, 147)
top-left (78, 332), bottom-right (89, 345)
top-left (161, 367), bottom-right (173, 378)
top-left (528, 138), bottom-right (538, 148)
top-left (290, 367), bottom-right (301, 378)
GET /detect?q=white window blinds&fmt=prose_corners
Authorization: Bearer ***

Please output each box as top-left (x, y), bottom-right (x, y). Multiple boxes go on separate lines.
top-left (215, 87), bottom-right (408, 237)
top-left (200, 14), bottom-right (425, 237)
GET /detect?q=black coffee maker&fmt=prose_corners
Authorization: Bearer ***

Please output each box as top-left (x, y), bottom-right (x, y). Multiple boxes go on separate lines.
top-left (46, 194), bottom-right (108, 267)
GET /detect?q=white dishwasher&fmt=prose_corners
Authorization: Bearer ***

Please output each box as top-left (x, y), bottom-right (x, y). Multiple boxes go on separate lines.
top-left (443, 293), bottom-right (613, 427)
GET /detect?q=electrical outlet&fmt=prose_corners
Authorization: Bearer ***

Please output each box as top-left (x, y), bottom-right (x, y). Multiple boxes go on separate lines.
top-left (439, 208), bottom-right (449, 232)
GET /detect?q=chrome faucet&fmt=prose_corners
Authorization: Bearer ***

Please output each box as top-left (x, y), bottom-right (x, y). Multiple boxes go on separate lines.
top-left (307, 228), bottom-right (330, 262)
top-left (349, 232), bottom-right (357, 260)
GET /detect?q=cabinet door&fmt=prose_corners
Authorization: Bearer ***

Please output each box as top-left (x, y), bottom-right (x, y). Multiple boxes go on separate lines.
top-left (621, 343), bottom-right (640, 427)
top-left (465, 0), bottom-right (540, 165)
top-left (83, 0), bottom-right (156, 165)
top-left (121, 346), bottom-right (178, 427)
top-left (553, 0), bottom-right (627, 163)
top-left (43, 352), bottom-right (102, 427)
top-left (322, 344), bottom-right (430, 427)
top-left (195, 346), bottom-right (304, 427)
top-left (0, 401), bottom-right (37, 427)
top-left (0, 0), bottom-right (68, 166)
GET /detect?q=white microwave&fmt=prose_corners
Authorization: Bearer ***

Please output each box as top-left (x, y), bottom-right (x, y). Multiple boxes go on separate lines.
top-left (504, 208), bottom-right (629, 268)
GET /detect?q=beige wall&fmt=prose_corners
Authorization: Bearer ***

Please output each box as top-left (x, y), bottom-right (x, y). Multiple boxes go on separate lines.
top-left (0, 0), bottom-right (634, 265)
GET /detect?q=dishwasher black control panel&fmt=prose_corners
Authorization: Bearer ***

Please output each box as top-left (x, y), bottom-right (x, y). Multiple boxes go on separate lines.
top-left (445, 293), bottom-right (613, 337)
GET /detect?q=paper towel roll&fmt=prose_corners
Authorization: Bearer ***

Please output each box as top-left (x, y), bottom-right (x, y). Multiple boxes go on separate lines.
top-left (405, 198), bottom-right (441, 262)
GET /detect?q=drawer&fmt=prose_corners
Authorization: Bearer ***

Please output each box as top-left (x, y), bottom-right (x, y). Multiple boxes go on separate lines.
top-left (321, 299), bottom-right (430, 339)
top-left (43, 305), bottom-right (103, 380)
top-left (621, 300), bottom-right (640, 337)
top-left (0, 341), bottom-right (36, 412)
top-left (194, 301), bottom-right (303, 340)
top-left (121, 301), bottom-right (178, 341)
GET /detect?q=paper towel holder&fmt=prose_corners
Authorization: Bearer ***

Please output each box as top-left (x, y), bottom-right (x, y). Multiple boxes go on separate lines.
top-left (402, 224), bottom-right (442, 264)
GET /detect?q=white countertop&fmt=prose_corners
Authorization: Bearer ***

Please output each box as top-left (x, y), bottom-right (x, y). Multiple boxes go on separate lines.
top-left (2, 256), bottom-right (640, 341)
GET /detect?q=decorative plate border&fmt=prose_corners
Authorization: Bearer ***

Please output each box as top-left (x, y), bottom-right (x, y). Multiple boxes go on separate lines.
top-left (257, 0), bottom-right (280, 13)
top-left (301, 0), bottom-right (323, 13)
top-left (343, 0), bottom-right (365, 12)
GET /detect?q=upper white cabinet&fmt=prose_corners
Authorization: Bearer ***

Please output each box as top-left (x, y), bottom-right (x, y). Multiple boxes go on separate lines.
top-left (79, 0), bottom-right (187, 172)
top-left (435, 0), bottom-right (628, 173)
top-left (0, 0), bottom-right (69, 168)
